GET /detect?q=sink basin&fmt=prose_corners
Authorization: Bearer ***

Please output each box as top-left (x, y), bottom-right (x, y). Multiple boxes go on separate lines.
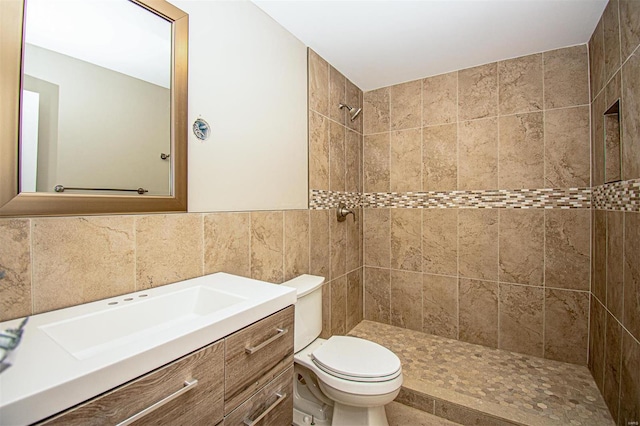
top-left (0, 273), bottom-right (296, 425)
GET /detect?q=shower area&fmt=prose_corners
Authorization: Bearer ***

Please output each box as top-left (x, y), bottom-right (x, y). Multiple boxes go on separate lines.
top-left (307, 1), bottom-right (639, 424)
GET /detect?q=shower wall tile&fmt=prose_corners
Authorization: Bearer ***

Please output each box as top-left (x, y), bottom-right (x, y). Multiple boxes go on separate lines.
top-left (346, 78), bottom-right (363, 133)
top-left (458, 63), bottom-right (498, 121)
top-left (544, 288), bottom-right (589, 365)
top-left (545, 209), bottom-right (590, 291)
top-left (329, 66), bottom-right (346, 125)
top-left (589, 18), bottom-right (605, 100)
top-left (309, 111), bottom-right (329, 190)
top-left (605, 69), bottom-right (621, 109)
top-left (329, 121), bottom-right (346, 192)
top-left (390, 208), bottom-right (422, 272)
top-left (364, 87), bottom-right (390, 134)
top-left (363, 133), bottom-right (390, 192)
top-left (390, 129), bottom-right (422, 192)
top-left (499, 283), bottom-right (543, 357)
top-left (423, 71), bottom-right (457, 126)
top-left (422, 209), bottom-right (458, 276)
top-left (606, 210), bottom-right (624, 319)
top-left (620, 0), bottom-right (640, 60)
top-left (458, 209), bottom-right (498, 281)
top-left (498, 54), bottom-right (543, 115)
top-left (622, 50), bottom-right (640, 180)
top-left (498, 112), bottom-right (544, 189)
top-left (204, 212), bottom-right (250, 277)
top-left (603, 311), bottom-right (622, 422)
top-left (308, 49), bottom-right (329, 116)
top-left (364, 208), bottom-right (390, 268)
top-left (543, 45), bottom-right (590, 109)
top-left (0, 219), bottom-right (31, 321)
top-left (250, 211), bottom-right (284, 283)
top-left (390, 270), bottom-right (423, 331)
top-left (624, 211), bottom-right (640, 341)
top-left (390, 80), bottom-right (421, 130)
top-left (330, 210), bottom-right (347, 279)
top-left (309, 209), bottom-right (330, 278)
top-left (330, 275), bottom-right (347, 335)
top-left (284, 210), bottom-right (310, 281)
top-left (423, 274), bottom-right (458, 339)
top-left (459, 278), bottom-right (498, 347)
top-left (346, 207), bottom-right (362, 273)
top-left (592, 93), bottom-right (606, 187)
top-left (498, 209), bottom-right (544, 286)
top-left (603, 0), bottom-right (621, 82)
top-left (619, 331), bottom-right (640, 424)
top-left (345, 129), bottom-right (362, 193)
top-left (422, 124), bottom-right (457, 191)
top-left (458, 117), bottom-right (498, 190)
top-left (589, 296), bottom-right (606, 392)
top-left (321, 283), bottom-right (331, 339)
top-left (593, 209), bottom-right (607, 302)
top-left (346, 268), bottom-right (363, 331)
top-left (364, 267), bottom-right (390, 324)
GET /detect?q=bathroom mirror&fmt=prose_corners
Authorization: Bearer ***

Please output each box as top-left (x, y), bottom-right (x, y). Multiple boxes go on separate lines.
top-left (0, 0), bottom-right (188, 216)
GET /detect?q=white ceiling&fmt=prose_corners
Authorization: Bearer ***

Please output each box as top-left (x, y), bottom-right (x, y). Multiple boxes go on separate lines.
top-left (253, 0), bottom-right (607, 91)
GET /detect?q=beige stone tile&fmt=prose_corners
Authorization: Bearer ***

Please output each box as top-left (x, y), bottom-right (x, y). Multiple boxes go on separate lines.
top-left (346, 78), bottom-right (363, 133)
top-left (250, 211), bottom-right (283, 283)
top-left (604, 311), bottom-right (622, 421)
top-left (364, 267), bottom-right (390, 324)
top-left (499, 283), bottom-right (543, 357)
top-left (346, 207), bottom-right (361, 272)
top-left (284, 210), bottom-right (309, 281)
top-left (423, 71), bottom-right (457, 126)
top-left (458, 63), bottom-right (497, 121)
top-left (458, 209), bottom-right (498, 281)
top-left (135, 214), bottom-right (201, 291)
top-left (544, 288), bottom-right (589, 364)
top-left (363, 133), bottom-right (390, 192)
top-left (391, 209), bottom-right (422, 272)
top-left (619, 329), bottom-right (640, 423)
top-left (0, 219), bottom-right (31, 321)
top-left (622, 50), bottom-right (640, 180)
top-left (592, 93), bottom-right (606, 187)
top-left (498, 53), bottom-right (543, 115)
top-left (364, 208), bottom-right (390, 268)
top-left (593, 210), bottom-right (607, 302)
top-left (423, 209), bottom-right (458, 276)
top-left (544, 45), bottom-right (590, 109)
top-left (589, 296), bottom-right (606, 393)
top-left (204, 212), bottom-right (250, 277)
top-left (590, 18), bottom-right (605, 100)
top-left (435, 400), bottom-right (515, 426)
top-left (606, 69), bottom-right (622, 108)
top-left (321, 282), bottom-right (331, 338)
top-left (390, 270), bottom-right (422, 332)
top-left (620, 0), bottom-right (640, 60)
top-left (309, 111), bottom-right (329, 190)
top-left (308, 49), bottom-right (328, 116)
top-left (390, 128), bottom-right (422, 192)
top-left (346, 268), bottom-right (363, 331)
top-left (309, 209), bottom-right (330, 279)
top-left (604, 0), bottom-right (621, 82)
top-left (498, 112), bottom-right (544, 189)
top-left (458, 118), bottom-right (498, 190)
top-left (32, 216), bottom-right (135, 313)
top-left (498, 209), bottom-right (544, 286)
top-left (545, 210), bottom-right (590, 291)
top-left (607, 211), bottom-right (624, 319)
top-left (331, 275), bottom-right (347, 335)
top-left (345, 129), bottom-right (361, 193)
top-left (329, 121), bottom-right (345, 192)
top-left (330, 210), bottom-right (347, 280)
top-left (390, 79), bottom-right (421, 130)
top-left (624, 211), bottom-right (640, 341)
top-left (459, 278), bottom-right (498, 348)
top-left (329, 66), bottom-right (346, 125)
top-left (423, 274), bottom-right (458, 340)
top-left (544, 106), bottom-right (591, 188)
top-left (387, 402), bottom-right (461, 426)
top-left (423, 124), bottom-right (457, 191)
top-left (364, 87), bottom-right (389, 134)
top-left (395, 388), bottom-right (435, 414)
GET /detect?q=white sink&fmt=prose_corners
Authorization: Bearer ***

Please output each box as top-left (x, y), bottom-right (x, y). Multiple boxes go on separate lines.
top-left (0, 273), bottom-right (296, 425)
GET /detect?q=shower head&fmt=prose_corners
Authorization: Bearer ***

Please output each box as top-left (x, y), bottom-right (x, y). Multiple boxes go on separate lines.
top-left (338, 103), bottom-right (362, 121)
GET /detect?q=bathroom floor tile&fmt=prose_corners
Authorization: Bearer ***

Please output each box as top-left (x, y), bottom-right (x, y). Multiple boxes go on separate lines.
top-left (386, 401), bottom-right (461, 426)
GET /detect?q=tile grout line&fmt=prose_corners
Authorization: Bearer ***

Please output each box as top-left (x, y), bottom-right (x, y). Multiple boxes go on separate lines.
top-left (456, 70), bottom-right (461, 341)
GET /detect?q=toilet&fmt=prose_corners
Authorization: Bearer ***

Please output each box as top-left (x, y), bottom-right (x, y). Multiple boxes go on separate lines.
top-left (282, 274), bottom-right (403, 426)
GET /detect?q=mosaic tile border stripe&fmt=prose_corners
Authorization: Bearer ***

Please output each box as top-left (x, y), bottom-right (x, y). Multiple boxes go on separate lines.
top-left (592, 178), bottom-right (640, 212)
top-left (309, 190), bottom-right (361, 209)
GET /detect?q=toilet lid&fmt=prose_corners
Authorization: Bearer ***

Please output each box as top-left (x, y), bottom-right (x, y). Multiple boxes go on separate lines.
top-left (311, 336), bottom-right (401, 380)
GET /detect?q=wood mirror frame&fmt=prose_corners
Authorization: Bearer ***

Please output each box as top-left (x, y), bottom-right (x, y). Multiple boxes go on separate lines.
top-left (0, 0), bottom-right (188, 217)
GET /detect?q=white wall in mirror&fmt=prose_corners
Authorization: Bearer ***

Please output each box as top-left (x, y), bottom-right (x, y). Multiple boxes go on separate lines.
top-left (170, 0), bottom-right (308, 212)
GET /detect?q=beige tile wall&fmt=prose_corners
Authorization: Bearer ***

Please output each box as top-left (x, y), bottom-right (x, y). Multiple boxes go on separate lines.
top-left (362, 44), bottom-right (592, 366)
top-left (589, 0), bottom-right (640, 422)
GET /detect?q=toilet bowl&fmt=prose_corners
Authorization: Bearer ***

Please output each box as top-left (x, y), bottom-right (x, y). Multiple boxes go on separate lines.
top-left (283, 275), bottom-right (403, 426)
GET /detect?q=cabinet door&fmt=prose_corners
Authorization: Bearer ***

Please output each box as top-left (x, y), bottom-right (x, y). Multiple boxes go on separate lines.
top-left (224, 306), bottom-right (294, 413)
top-left (39, 340), bottom-right (225, 426)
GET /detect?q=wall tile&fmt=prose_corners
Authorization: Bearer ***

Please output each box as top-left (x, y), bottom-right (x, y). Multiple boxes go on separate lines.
top-left (390, 79), bottom-right (421, 130)
top-left (459, 278), bottom-right (498, 347)
top-left (544, 106), bottom-right (591, 188)
top-left (593, 209), bottom-right (607, 303)
top-left (346, 79), bottom-right (363, 133)
top-left (423, 71), bottom-right (457, 126)
top-left (363, 133), bottom-right (390, 192)
top-left (284, 210), bottom-right (309, 281)
top-left (391, 128), bottom-right (422, 192)
top-left (308, 49), bottom-right (329, 116)
top-left (423, 274), bottom-right (458, 339)
top-left (499, 209), bottom-right (544, 286)
top-left (458, 209), bottom-right (498, 281)
top-left (346, 268), bottom-right (363, 331)
top-left (345, 129), bottom-right (361, 193)
top-left (309, 111), bottom-right (329, 190)
top-left (622, 50), bottom-right (640, 180)
top-left (330, 211), bottom-right (347, 279)
top-left (204, 212), bottom-right (250, 277)
top-left (620, 0), bottom-right (640, 60)
top-left (607, 210), bottom-right (624, 318)
top-left (589, 296), bottom-right (606, 393)
top-left (250, 211), bottom-right (283, 283)
top-left (603, 0), bottom-right (621, 82)
top-left (321, 283), bottom-right (331, 339)
top-left (499, 283), bottom-right (544, 357)
top-left (423, 124), bottom-right (457, 191)
top-left (544, 288), bottom-right (589, 364)
top-left (364, 267), bottom-right (390, 324)
top-left (458, 117), bottom-right (498, 190)
top-left (544, 45), bottom-right (590, 109)
top-left (590, 18), bottom-right (605, 100)
top-left (364, 208), bottom-right (390, 268)
top-left (545, 209), bottom-right (590, 291)
top-left (309, 210), bottom-right (330, 279)
top-left (619, 330), bottom-right (640, 424)
top-left (0, 219), bottom-right (31, 321)
top-left (498, 54), bottom-right (543, 115)
top-left (346, 207), bottom-right (361, 272)
top-left (592, 93), bottom-right (606, 187)
top-left (33, 217), bottom-right (135, 313)
top-left (390, 209), bottom-right (422, 272)
top-left (390, 270), bottom-right (423, 331)
top-left (458, 63), bottom-right (498, 120)
top-left (329, 66), bottom-right (346, 125)
top-left (624, 211), bottom-right (640, 341)
top-left (423, 209), bottom-right (458, 276)
top-left (329, 121), bottom-right (346, 192)
top-left (331, 275), bottom-right (347, 335)
top-left (498, 112), bottom-right (544, 189)
top-left (604, 311), bottom-right (622, 422)
top-left (135, 214), bottom-right (201, 291)
top-left (606, 69), bottom-right (622, 108)
top-left (364, 87), bottom-right (390, 134)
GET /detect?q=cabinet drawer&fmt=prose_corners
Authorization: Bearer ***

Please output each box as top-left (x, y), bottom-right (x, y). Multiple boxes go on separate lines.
top-left (224, 367), bottom-right (293, 426)
top-left (224, 306), bottom-right (294, 413)
top-left (39, 340), bottom-right (225, 426)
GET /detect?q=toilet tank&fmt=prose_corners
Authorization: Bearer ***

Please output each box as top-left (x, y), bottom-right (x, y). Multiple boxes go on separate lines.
top-left (281, 274), bottom-right (325, 352)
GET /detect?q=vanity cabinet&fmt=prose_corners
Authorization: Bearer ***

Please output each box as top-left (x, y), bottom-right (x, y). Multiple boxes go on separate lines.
top-left (36, 306), bottom-right (294, 426)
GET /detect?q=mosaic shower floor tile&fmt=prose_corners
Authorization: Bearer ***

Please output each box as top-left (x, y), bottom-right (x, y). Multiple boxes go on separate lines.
top-left (349, 321), bottom-right (614, 426)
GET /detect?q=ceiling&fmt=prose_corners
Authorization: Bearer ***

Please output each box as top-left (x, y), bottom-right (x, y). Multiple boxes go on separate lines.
top-left (253, 0), bottom-right (607, 91)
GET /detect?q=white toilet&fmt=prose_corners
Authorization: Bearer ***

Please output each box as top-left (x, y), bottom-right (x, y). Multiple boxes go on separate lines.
top-left (282, 274), bottom-right (403, 426)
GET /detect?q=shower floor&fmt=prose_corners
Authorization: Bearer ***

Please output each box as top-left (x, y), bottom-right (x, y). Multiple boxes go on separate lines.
top-left (348, 321), bottom-right (614, 426)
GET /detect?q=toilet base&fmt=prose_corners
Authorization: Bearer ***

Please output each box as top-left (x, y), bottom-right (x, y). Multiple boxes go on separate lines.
top-left (293, 407), bottom-right (332, 426)
top-left (331, 402), bottom-right (389, 426)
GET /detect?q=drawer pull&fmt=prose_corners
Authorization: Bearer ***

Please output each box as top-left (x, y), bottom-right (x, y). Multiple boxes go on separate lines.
top-left (243, 392), bottom-right (287, 426)
top-left (116, 379), bottom-right (198, 426)
top-left (245, 328), bottom-right (288, 354)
